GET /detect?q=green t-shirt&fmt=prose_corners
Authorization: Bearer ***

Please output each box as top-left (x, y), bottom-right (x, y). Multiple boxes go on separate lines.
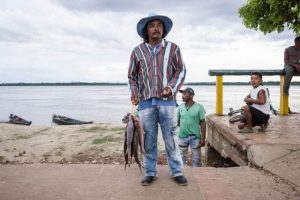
top-left (177, 102), bottom-right (206, 138)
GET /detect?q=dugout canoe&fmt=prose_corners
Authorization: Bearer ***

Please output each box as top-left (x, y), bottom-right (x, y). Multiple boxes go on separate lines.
top-left (52, 114), bottom-right (93, 125)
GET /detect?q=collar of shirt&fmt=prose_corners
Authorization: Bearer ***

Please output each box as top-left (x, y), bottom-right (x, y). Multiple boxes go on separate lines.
top-left (146, 39), bottom-right (166, 55)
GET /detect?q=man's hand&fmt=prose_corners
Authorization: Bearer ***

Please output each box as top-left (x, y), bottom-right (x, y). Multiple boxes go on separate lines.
top-left (131, 96), bottom-right (139, 105)
top-left (200, 140), bottom-right (205, 147)
top-left (244, 97), bottom-right (253, 105)
top-left (161, 87), bottom-right (172, 98)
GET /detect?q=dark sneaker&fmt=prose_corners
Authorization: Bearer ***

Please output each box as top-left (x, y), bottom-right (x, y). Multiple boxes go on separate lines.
top-left (288, 107), bottom-right (298, 114)
top-left (174, 175), bottom-right (188, 186)
top-left (258, 122), bottom-right (269, 132)
top-left (141, 176), bottom-right (155, 186)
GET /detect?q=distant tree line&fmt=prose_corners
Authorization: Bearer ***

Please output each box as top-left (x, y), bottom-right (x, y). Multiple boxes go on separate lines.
top-left (1, 81), bottom-right (300, 86)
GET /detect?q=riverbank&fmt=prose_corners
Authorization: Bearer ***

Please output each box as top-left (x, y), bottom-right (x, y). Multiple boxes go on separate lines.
top-left (0, 123), bottom-right (170, 165)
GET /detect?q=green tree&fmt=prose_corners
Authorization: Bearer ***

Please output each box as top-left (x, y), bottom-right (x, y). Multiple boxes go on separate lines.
top-left (239, 0), bottom-right (300, 34)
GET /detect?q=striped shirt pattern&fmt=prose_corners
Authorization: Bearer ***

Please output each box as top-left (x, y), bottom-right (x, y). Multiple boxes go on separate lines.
top-left (128, 40), bottom-right (186, 101)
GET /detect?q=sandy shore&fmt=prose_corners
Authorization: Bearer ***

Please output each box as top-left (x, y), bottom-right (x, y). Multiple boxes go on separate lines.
top-left (0, 123), bottom-right (166, 165)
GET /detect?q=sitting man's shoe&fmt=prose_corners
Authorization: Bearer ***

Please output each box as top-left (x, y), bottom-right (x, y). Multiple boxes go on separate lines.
top-left (174, 175), bottom-right (188, 186)
top-left (258, 122), bottom-right (269, 132)
top-left (288, 107), bottom-right (298, 114)
top-left (238, 127), bottom-right (253, 133)
top-left (141, 176), bottom-right (155, 186)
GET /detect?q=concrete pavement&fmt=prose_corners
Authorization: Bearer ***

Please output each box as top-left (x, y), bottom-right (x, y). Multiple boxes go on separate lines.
top-left (0, 164), bottom-right (299, 200)
top-left (0, 164), bottom-right (202, 200)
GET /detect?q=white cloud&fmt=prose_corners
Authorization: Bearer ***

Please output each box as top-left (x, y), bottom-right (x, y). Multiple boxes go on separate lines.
top-left (0, 0), bottom-right (298, 83)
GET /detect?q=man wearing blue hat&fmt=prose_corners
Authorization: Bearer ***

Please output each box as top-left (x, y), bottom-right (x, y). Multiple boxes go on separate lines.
top-left (128, 14), bottom-right (187, 186)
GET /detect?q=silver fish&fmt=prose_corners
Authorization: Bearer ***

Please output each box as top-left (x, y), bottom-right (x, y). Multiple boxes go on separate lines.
top-left (126, 114), bottom-right (134, 155)
top-left (123, 113), bottom-right (145, 172)
top-left (132, 124), bottom-right (142, 173)
top-left (133, 116), bottom-right (145, 155)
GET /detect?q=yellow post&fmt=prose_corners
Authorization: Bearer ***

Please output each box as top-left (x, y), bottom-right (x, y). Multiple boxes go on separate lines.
top-left (216, 75), bottom-right (223, 115)
top-left (280, 75), bottom-right (289, 115)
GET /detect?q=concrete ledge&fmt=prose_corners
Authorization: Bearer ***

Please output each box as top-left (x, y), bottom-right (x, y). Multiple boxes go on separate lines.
top-left (205, 114), bottom-right (300, 186)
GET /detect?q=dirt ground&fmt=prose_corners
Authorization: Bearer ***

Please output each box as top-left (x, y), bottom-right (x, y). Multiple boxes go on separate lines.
top-left (1, 123), bottom-right (299, 199)
top-left (0, 123), bottom-right (173, 165)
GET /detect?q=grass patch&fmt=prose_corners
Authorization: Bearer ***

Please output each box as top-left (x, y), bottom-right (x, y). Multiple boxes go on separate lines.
top-left (32, 128), bottom-right (50, 135)
top-left (92, 135), bottom-right (123, 144)
top-left (82, 126), bottom-right (124, 133)
top-left (92, 136), bottom-right (114, 144)
top-left (110, 127), bottom-right (125, 131)
top-left (15, 135), bottom-right (32, 140)
top-left (82, 126), bottom-right (108, 133)
top-left (0, 156), bottom-right (4, 162)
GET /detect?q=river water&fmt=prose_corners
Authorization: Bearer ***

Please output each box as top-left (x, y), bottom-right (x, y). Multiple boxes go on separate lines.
top-left (0, 85), bottom-right (299, 125)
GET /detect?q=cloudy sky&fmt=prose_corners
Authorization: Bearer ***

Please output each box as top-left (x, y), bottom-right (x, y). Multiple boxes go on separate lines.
top-left (0, 0), bottom-right (298, 83)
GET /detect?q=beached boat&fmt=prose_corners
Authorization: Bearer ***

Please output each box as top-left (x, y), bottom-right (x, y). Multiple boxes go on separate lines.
top-left (52, 114), bottom-right (93, 125)
top-left (9, 114), bottom-right (32, 126)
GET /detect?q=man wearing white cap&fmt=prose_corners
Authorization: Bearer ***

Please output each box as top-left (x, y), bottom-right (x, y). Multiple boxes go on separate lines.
top-left (128, 13), bottom-right (187, 186)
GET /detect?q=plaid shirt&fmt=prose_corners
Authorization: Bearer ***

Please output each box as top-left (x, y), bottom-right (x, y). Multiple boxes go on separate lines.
top-left (128, 40), bottom-right (186, 101)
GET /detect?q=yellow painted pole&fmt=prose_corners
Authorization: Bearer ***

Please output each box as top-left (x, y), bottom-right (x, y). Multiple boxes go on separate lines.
top-left (280, 75), bottom-right (289, 115)
top-left (216, 75), bottom-right (223, 115)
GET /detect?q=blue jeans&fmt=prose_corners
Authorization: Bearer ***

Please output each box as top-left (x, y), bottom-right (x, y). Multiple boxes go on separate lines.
top-left (139, 106), bottom-right (183, 177)
top-left (178, 135), bottom-right (201, 167)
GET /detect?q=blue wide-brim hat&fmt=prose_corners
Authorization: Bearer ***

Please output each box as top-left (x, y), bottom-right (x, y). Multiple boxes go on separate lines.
top-left (137, 14), bottom-right (173, 39)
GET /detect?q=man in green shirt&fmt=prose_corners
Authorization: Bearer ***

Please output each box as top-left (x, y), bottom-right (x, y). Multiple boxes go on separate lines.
top-left (177, 87), bottom-right (206, 167)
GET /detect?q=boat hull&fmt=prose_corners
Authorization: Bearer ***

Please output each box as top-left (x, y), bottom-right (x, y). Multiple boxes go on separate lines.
top-left (52, 114), bottom-right (93, 125)
top-left (9, 114), bottom-right (32, 126)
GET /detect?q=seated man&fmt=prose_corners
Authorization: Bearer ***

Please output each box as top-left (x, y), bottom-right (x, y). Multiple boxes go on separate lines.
top-left (238, 72), bottom-right (270, 133)
top-left (284, 36), bottom-right (300, 113)
top-left (283, 36), bottom-right (300, 96)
